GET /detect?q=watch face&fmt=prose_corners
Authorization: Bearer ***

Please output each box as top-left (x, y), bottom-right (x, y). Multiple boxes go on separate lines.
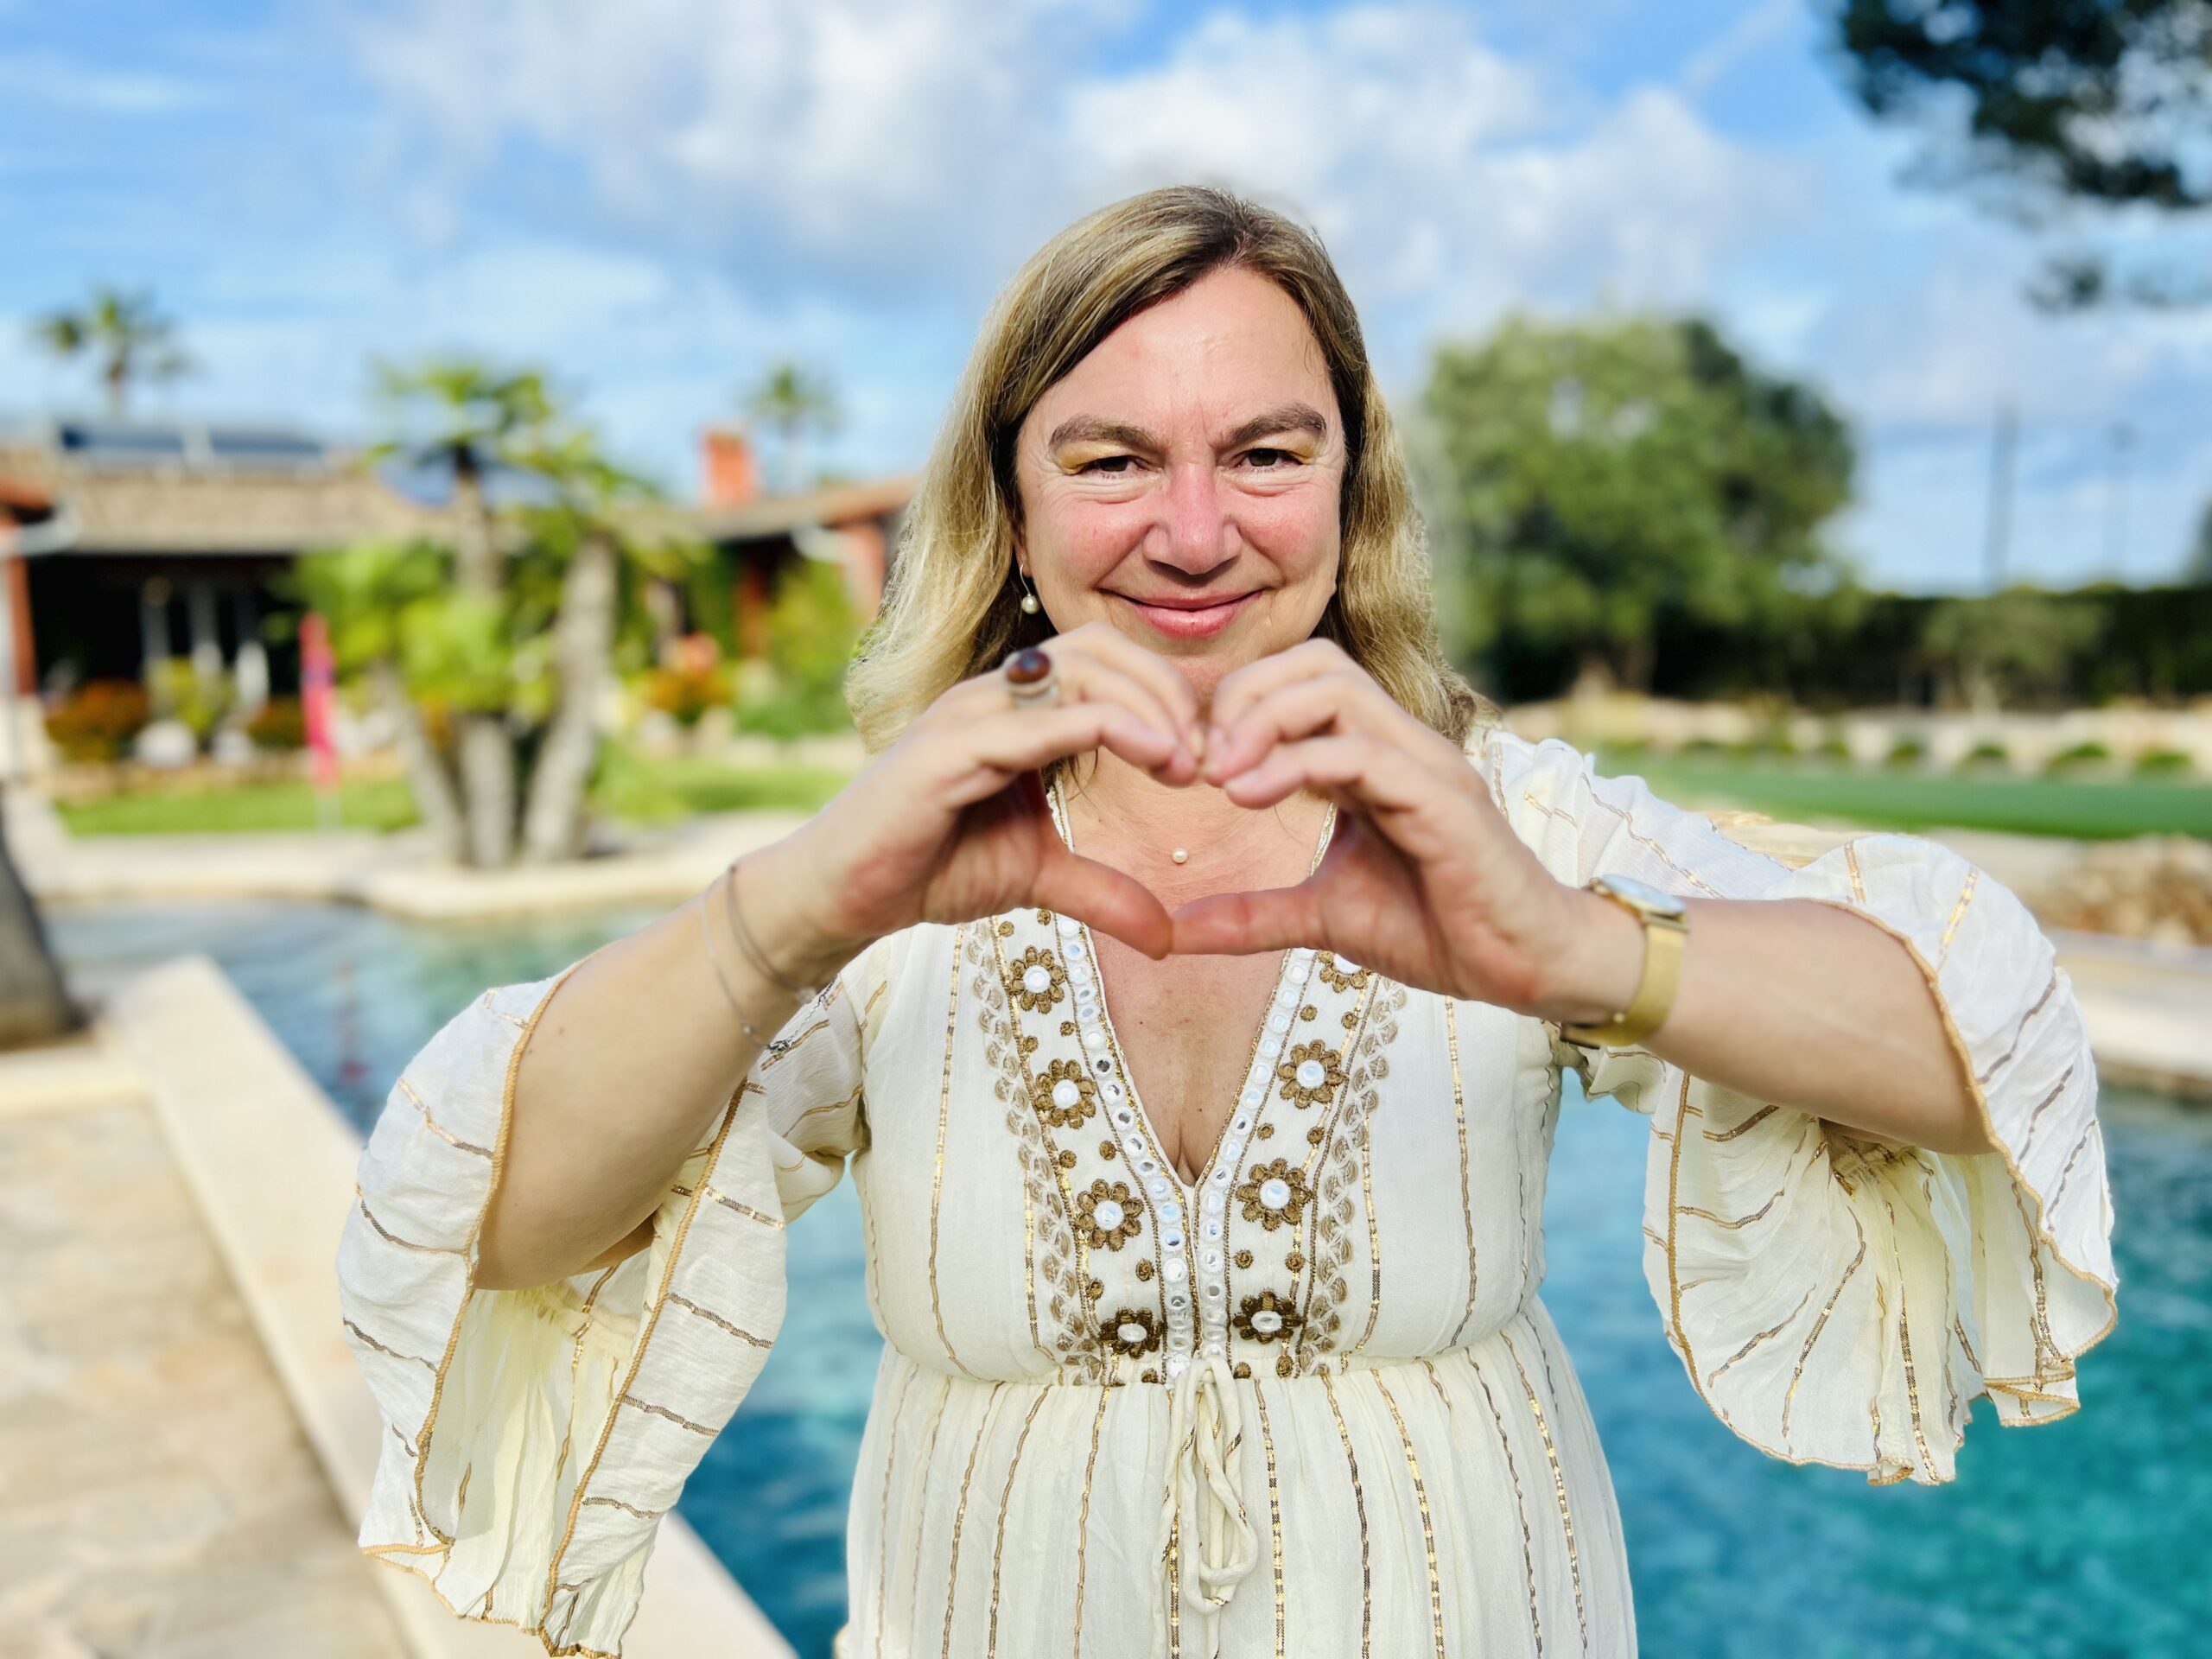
top-left (1597, 874), bottom-right (1687, 919)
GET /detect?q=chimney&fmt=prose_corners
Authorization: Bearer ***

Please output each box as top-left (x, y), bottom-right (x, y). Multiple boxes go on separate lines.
top-left (702, 427), bottom-right (760, 507)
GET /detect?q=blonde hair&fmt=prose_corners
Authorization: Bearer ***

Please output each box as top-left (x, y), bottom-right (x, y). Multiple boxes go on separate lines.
top-left (845, 184), bottom-right (1484, 753)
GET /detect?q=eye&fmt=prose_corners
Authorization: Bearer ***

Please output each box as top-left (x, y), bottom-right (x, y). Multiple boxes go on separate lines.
top-left (1240, 448), bottom-right (1300, 470)
top-left (1077, 454), bottom-right (1140, 476)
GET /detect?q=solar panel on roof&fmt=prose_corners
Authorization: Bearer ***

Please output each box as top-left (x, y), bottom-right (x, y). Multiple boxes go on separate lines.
top-left (206, 430), bottom-right (328, 463)
top-left (58, 423), bottom-right (188, 459)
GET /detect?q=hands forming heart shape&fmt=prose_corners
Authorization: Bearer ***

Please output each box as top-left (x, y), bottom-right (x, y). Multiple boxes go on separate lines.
top-left (778, 624), bottom-right (1614, 1025)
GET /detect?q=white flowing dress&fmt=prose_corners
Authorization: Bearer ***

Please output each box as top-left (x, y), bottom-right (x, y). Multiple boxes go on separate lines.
top-left (334, 728), bottom-right (2120, 1658)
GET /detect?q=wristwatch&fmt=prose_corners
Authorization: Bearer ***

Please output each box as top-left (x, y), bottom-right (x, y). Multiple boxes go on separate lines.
top-left (1560, 874), bottom-right (1689, 1048)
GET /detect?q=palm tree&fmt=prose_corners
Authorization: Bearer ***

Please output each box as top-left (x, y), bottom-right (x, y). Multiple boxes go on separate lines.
top-left (743, 360), bottom-right (842, 493)
top-left (371, 360), bottom-right (555, 867)
top-left (31, 286), bottom-right (194, 418)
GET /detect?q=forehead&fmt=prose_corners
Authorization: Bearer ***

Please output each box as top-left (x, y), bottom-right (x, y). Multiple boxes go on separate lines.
top-left (1025, 265), bottom-right (1338, 438)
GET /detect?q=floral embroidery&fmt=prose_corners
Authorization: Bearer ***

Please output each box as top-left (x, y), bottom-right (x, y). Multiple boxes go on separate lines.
top-left (1030, 1058), bottom-right (1097, 1129)
top-left (1234, 1158), bottom-right (1312, 1230)
top-left (1073, 1178), bottom-right (1143, 1251)
top-left (1233, 1288), bottom-right (1303, 1344)
top-left (1006, 946), bottom-right (1067, 1013)
top-left (1316, 951), bottom-right (1370, 992)
top-left (1102, 1306), bottom-right (1162, 1357)
top-left (1275, 1038), bottom-right (1346, 1107)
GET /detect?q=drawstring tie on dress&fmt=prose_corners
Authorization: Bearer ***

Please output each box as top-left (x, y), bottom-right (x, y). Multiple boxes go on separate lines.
top-left (1159, 1350), bottom-right (1259, 1637)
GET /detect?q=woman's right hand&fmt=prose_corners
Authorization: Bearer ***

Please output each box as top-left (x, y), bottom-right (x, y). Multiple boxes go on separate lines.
top-left (744, 622), bottom-right (1202, 980)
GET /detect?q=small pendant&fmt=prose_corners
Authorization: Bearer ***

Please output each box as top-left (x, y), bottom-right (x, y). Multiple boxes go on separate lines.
top-left (1171, 848), bottom-right (1189, 865)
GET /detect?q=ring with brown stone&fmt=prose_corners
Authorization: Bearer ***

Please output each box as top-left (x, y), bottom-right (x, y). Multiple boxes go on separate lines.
top-left (1002, 645), bottom-right (1059, 706)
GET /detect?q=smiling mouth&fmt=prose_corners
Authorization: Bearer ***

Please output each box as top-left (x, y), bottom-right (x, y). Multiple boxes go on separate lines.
top-left (1111, 590), bottom-right (1259, 639)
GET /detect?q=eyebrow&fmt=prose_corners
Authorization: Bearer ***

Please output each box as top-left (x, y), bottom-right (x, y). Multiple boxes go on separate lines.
top-left (1046, 401), bottom-right (1331, 454)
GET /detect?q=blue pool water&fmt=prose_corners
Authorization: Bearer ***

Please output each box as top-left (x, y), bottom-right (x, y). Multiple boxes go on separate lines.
top-left (53, 901), bottom-right (2209, 1658)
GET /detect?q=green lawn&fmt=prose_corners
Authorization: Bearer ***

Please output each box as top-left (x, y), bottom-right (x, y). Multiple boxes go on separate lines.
top-left (56, 777), bottom-right (421, 836)
top-left (1602, 753), bottom-right (2212, 841)
top-left (52, 748), bottom-right (857, 837)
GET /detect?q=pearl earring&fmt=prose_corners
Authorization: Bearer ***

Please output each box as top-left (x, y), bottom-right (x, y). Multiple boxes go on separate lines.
top-left (1017, 569), bottom-right (1042, 615)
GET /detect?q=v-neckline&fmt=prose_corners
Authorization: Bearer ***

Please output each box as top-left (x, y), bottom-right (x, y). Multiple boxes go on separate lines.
top-left (1045, 777), bottom-right (1338, 1195)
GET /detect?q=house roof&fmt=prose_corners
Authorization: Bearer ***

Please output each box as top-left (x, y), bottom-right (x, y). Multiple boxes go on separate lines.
top-left (0, 429), bottom-right (451, 556)
top-left (687, 474), bottom-right (915, 543)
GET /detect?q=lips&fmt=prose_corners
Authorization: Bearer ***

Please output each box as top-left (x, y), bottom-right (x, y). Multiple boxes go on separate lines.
top-left (1113, 590), bottom-right (1258, 640)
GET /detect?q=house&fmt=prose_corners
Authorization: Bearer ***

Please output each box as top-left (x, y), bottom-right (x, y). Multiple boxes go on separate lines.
top-left (0, 417), bottom-right (912, 709)
top-left (0, 418), bottom-right (450, 709)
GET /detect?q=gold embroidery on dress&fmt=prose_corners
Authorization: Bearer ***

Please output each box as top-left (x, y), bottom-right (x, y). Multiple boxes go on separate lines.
top-left (1030, 1058), bottom-right (1098, 1128)
top-left (1300, 976), bottom-right (1403, 1370)
top-left (1005, 945), bottom-right (1070, 1013)
top-left (1231, 1287), bottom-right (1302, 1345)
top-left (1250, 1377), bottom-right (1288, 1658)
top-left (1468, 1350), bottom-right (1545, 1656)
top-left (940, 1383), bottom-right (1007, 1659)
top-left (1101, 1306), bottom-right (1163, 1357)
top-left (1275, 1037), bottom-right (1347, 1106)
top-left (1445, 999), bottom-right (1481, 1347)
top-left (1373, 1370), bottom-right (1446, 1658)
top-left (1500, 1325), bottom-right (1588, 1655)
top-left (987, 1389), bottom-right (1051, 1658)
top-left (1071, 1385), bottom-right (1112, 1657)
top-left (930, 927), bottom-right (978, 1377)
top-left (1072, 1178), bottom-right (1143, 1250)
top-left (1319, 1371), bottom-right (1371, 1657)
top-left (1233, 1158), bottom-right (1312, 1229)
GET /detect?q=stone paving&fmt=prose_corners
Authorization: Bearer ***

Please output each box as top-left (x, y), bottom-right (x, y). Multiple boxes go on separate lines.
top-left (0, 1084), bottom-right (405, 1659)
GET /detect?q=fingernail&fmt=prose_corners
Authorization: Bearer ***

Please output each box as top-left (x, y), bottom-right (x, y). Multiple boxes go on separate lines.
top-left (1187, 725), bottom-right (1207, 761)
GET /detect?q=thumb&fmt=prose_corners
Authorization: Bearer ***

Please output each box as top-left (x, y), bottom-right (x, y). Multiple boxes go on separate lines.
top-left (1030, 841), bottom-right (1174, 960)
top-left (1167, 879), bottom-right (1328, 958)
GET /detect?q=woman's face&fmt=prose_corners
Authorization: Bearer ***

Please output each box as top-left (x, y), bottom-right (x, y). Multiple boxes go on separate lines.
top-left (1011, 264), bottom-right (1348, 705)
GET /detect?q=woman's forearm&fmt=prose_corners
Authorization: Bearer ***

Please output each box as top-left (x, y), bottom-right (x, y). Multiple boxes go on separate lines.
top-left (1546, 890), bottom-right (1997, 1156)
top-left (476, 834), bottom-right (863, 1291)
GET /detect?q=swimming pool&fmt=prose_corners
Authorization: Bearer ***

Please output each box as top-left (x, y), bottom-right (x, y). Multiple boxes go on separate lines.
top-left (52, 900), bottom-right (2208, 1658)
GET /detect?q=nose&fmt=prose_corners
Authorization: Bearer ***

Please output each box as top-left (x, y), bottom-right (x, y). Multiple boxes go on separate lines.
top-left (1151, 460), bottom-right (1236, 576)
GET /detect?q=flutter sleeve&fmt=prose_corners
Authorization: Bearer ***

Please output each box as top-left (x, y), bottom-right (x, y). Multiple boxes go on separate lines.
top-left (334, 931), bottom-right (883, 1655)
top-left (1483, 729), bottom-right (2120, 1486)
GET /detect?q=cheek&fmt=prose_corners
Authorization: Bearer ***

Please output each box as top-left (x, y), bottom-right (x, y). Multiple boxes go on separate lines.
top-left (1030, 495), bottom-right (1148, 585)
top-left (1231, 484), bottom-right (1340, 577)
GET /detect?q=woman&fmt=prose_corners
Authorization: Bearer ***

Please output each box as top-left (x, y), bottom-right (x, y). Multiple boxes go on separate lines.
top-left (337, 187), bottom-right (2119, 1659)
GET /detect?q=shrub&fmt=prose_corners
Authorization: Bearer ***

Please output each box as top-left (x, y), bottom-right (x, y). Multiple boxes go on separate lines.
top-left (245, 696), bottom-right (306, 751)
top-left (1816, 731), bottom-right (1853, 762)
top-left (1679, 736), bottom-right (1734, 760)
top-left (2044, 740), bottom-right (2112, 773)
top-left (149, 658), bottom-right (232, 752)
top-left (1885, 735), bottom-right (1928, 767)
top-left (641, 634), bottom-right (734, 728)
top-left (1959, 739), bottom-right (2010, 770)
top-left (44, 680), bottom-right (152, 763)
top-left (2133, 747), bottom-right (2195, 778)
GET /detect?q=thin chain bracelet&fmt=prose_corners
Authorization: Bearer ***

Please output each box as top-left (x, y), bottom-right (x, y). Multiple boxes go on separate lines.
top-left (719, 855), bottom-right (820, 1003)
top-left (695, 885), bottom-right (768, 1042)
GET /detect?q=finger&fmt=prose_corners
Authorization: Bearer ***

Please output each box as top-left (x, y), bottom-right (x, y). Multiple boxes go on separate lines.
top-left (1051, 651), bottom-right (1200, 779)
top-left (1218, 733), bottom-right (1432, 818)
top-left (1058, 621), bottom-right (1204, 747)
top-left (1204, 637), bottom-right (1350, 740)
top-left (1168, 880), bottom-right (1327, 958)
top-left (1205, 671), bottom-right (1402, 785)
top-left (1032, 841), bottom-right (1174, 960)
top-left (938, 703), bottom-right (1177, 806)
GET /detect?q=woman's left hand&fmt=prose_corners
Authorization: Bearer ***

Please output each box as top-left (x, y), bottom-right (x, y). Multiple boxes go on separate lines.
top-left (1172, 640), bottom-right (1631, 1022)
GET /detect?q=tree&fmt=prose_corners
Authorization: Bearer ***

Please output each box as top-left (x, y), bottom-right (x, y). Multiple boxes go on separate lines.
top-left (742, 360), bottom-right (842, 493)
top-left (1827, 0), bottom-right (2212, 308)
top-left (302, 359), bottom-right (704, 868)
top-left (2189, 499), bottom-right (2212, 582)
top-left (1424, 314), bottom-right (1857, 696)
top-left (30, 285), bottom-right (195, 417)
top-left (1920, 585), bottom-right (2104, 709)
top-left (0, 805), bottom-right (78, 1048)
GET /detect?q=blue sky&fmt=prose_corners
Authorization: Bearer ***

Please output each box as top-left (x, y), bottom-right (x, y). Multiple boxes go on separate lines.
top-left (4, 0), bottom-right (2207, 592)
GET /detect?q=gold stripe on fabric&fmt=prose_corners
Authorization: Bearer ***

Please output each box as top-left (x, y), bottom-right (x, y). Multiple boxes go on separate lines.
top-left (1167, 1510), bottom-right (1182, 1659)
top-left (1320, 1370), bottom-right (1372, 1658)
top-left (342, 1318), bottom-right (435, 1373)
top-left (553, 1263), bottom-right (624, 1483)
top-left (1939, 869), bottom-right (1979, 958)
top-left (1702, 1102), bottom-right (1780, 1141)
top-left (354, 1191), bottom-right (465, 1256)
top-left (1418, 1356), bottom-right (1455, 1417)
top-left (1676, 1184), bottom-right (1789, 1230)
top-left (929, 927), bottom-right (976, 1376)
top-left (668, 1290), bottom-right (771, 1348)
top-left (396, 1075), bottom-right (492, 1157)
top-left (1883, 1199), bottom-right (1936, 1475)
top-left (1705, 1285), bottom-right (1815, 1389)
top-left (619, 1392), bottom-right (712, 1436)
top-left (1844, 840), bottom-right (1868, 906)
top-left (1445, 1000), bottom-right (1480, 1348)
top-left (1662, 1075), bottom-right (1710, 1411)
top-left (1499, 1328), bottom-right (1587, 1654)
top-left (870, 1363), bottom-right (916, 1657)
top-left (1251, 1377), bottom-right (1287, 1659)
top-left (1373, 1371), bottom-right (1446, 1659)
top-left (1467, 1350), bottom-right (1545, 1657)
top-left (1783, 1207), bottom-right (1868, 1451)
top-left (581, 1493), bottom-right (661, 1521)
top-left (940, 1383), bottom-right (1007, 1659)
top-left (1975, 969), bottom-right (2061, 1086)
top-left (543, 1072), bottom-right (750, 1615)
top-left (904, 1374), bottom-right (954, 1642)
top-left (1522, 787), bottom-right (1578, 824)
top-left (2050, 1122), bottom-right (2100, 1214)
top-left (1585, 790), bottom-right (1725, 896)
top-left (410, 967), bottom-right (586, 1554)
top-left (988, 1390), bottom-right (1050, 1659)
top-left (1071, 1384), bottom-right (1112, 1659)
